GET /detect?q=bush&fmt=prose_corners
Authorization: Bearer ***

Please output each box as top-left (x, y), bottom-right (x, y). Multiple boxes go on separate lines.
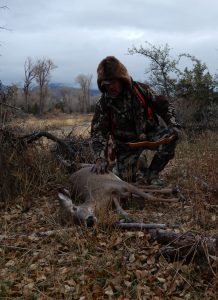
top-left (0, 127), bottom-right (67, 205)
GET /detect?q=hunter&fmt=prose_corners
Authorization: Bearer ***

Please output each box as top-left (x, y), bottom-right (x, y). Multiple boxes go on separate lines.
top-left (91, 56), bottom-right (180, 186)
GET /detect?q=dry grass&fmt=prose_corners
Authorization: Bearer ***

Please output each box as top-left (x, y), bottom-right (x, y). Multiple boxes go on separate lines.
top-left (164, 131), bottom-right (218, 232)
top-left (0, 116), bottom-right (217, 299)
top-left (9, 112), bottom-right (93, 133)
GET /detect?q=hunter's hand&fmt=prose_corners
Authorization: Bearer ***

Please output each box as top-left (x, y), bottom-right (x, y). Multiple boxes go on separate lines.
top-left (169, 126), bottom-right (182, 139)
top-left (91, 158), bottom-right (109, 174)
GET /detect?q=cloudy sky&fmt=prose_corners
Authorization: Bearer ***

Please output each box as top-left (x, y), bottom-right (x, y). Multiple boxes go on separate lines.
top-left (1, 0), bottom-right (218, 88)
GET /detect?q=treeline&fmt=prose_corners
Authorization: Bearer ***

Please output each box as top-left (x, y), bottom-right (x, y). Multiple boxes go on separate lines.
top-left (0, 57), bottom-right (97, 120)
top-left (1, 42), bottom-right (218, 130)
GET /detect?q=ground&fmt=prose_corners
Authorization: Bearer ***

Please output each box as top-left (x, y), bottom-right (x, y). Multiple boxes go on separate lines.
top-left (0, 113), bottom-right (217, 299)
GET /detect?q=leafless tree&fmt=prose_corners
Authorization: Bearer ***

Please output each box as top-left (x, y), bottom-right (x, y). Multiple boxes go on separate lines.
top-left (23, 57), bottom-right (36, 112)
top-left (0, 5), bottom-right (8, 30)
top-left (34, 58), bottom-right (57, 115)
top-left (75, 74), bottom-right (93, 113)
top-left (0, 5), bottom-right (9, 53)
top-left (128, 42), bottom-right (181, 98)
top-left (58, 87), bottom-right (78, 113)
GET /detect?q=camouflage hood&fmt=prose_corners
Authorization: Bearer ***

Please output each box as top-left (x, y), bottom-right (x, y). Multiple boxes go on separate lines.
top-left (97, 56), bottom-right (132, 92)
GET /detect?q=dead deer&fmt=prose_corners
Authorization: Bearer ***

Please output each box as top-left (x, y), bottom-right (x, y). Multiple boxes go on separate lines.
top-left (58, 166), bottom-right (178, 227)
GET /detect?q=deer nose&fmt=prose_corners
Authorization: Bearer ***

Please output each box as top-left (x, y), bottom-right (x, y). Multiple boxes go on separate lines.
top-left (86, 216), bottom-right (95, 227)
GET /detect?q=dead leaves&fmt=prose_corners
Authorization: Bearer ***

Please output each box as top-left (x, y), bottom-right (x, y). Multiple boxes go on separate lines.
top-left (0, 190), bottom-right (217, 299)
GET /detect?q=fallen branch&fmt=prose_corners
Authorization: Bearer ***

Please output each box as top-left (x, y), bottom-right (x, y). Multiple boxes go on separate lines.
top-left (21, 131), bottom-right (77, 156)
top-left (0, 223), bottom-right (167, 241)
top-left (20, 131), bottom-right (93, 167)
top-left (116, 223), bottom-right (166, 230)
top-left (153, 230), bottom-right (218, 262)
top-left (118, 224), bottom-right (217, 261)
top-left (0, 102), bottom-right (21, 110)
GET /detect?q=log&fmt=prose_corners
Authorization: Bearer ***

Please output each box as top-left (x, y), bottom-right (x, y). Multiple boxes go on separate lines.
top-left (117, 223), bottom-right (166, 230)
top-left (117, 223), bottom-right (218, 261)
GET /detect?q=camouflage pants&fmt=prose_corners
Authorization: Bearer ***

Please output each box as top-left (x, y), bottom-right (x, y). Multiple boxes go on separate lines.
top-left (114, 127), bottom-right (178, 182)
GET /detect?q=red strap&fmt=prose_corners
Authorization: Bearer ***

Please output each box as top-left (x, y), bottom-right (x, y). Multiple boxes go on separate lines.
top-left (133, 85), bottom-right (153, 120)
top-left (147, 107), bottom-right (153, 119)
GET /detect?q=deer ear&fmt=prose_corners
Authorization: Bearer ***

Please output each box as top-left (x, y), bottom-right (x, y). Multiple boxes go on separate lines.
top-left (58, 192), bottom-right (71, 202)
top-left (58, 192), bottom-right (77, 212)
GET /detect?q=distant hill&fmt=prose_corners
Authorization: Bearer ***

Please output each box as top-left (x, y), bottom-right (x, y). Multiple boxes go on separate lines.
top-left (1, 81), bottom-right (101, 97)
top-left (48, 82), bottom-right (100, 96)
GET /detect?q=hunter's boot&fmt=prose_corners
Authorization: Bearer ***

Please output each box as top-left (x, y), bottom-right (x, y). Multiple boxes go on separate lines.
top-left (147, 170), bottom-right (165, 186)
top-left (136, 152), bottom-right (149, 184)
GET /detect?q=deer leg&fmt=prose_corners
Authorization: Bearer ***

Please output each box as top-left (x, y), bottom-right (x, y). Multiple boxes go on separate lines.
top-left (112, 183), bottom-right (178, 203)
top-left (112, 194), bottom-right (132, 221)
top-left (143, 193), bottom-right (178, 202)
top-left (129, 185), bottom-right (178, 203)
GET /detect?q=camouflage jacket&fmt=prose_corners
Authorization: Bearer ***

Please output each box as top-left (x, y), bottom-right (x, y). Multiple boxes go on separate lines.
top-left (91, 81), bottom-right (179, 160)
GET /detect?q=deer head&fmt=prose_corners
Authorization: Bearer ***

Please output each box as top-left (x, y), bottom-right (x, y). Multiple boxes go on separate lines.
top-left (58, 190), bottom-right (97, 227)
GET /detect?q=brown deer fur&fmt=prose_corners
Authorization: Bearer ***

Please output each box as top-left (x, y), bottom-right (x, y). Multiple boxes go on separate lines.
top-left (58, 166), bottom-right (177, 226)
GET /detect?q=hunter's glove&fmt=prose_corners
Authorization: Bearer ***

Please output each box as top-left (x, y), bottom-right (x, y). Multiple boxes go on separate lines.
top-left (91, 158), bottom-right (109, 174)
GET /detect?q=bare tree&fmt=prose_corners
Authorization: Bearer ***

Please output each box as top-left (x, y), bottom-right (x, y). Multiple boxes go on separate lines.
top-left (34, 58), bottom-right (57, 115)
top-left (0, 5), bottom-right (9, 54)
top-left (0, 5), bottom-right (8, 30)
top-left (128, 42), bottom-right (181, 98)
top-left (58, 87), bottom-right (77, 113)
top-left (75, 74), bottom-right (93, 113)
top-left (23, 57), bottom-right (36, 112)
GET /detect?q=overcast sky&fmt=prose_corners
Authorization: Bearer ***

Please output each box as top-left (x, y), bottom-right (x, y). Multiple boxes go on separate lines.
top-left (1, 0), bottom-right (218, 88)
